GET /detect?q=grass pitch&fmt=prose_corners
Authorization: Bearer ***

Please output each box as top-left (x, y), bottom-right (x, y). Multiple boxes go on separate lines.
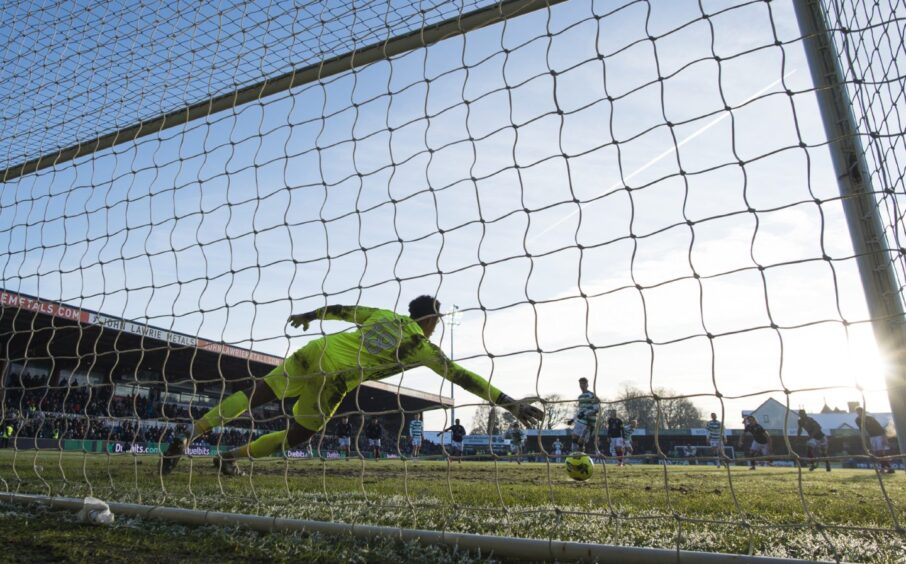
top-left (1, 451), bottom-right (904, 562)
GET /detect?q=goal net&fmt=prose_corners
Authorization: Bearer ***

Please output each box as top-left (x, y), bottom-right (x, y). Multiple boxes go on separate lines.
top-left (1, 0), bottom-right (904, 560)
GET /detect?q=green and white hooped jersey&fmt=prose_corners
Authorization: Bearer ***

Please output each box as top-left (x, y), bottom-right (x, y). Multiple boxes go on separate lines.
top-left (409, 419), bottom-right (424, 439)
top-left (706, 420), bottom-right (723, 441)
top-left (622, 423), bottom-right (634, 441)
top-left (575, 391), bottom-right (599, 424)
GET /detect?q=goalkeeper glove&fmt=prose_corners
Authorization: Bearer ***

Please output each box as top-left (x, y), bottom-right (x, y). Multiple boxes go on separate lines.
top-left (288, 312), bottom-right (315, 330)
top-left (497, 394), bottom-right (543, 427)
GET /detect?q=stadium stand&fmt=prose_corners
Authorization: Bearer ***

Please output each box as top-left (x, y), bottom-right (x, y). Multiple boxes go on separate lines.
top-left (0, 289), bottom-right (451, 456)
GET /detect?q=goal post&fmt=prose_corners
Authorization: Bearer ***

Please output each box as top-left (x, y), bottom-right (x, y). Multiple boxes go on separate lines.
top-left (0, 0), bottom-right (565, 183)
top-left (1, 0), bottom-right (905, 561)
top-left (793, 0), bottom-right (906, 460)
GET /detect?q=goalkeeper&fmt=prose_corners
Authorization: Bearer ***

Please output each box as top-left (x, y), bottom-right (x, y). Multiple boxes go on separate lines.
top-left (161, 296), bottom-right (543, 475)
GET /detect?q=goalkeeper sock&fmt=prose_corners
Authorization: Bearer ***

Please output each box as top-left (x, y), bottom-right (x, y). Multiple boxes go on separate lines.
top-left (235, 430), bottom-right (288, 459)
top-left (193, 391), bottom-right (251, 438)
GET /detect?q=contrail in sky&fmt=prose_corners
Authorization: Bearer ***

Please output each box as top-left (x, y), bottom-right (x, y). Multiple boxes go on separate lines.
top-left (528, 70), bottom-right (798, 242)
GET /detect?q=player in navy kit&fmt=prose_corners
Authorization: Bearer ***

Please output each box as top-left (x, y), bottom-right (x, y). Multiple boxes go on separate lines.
top-left (739, 415), bottom-right (772, 469)
top-left (796, 410), bottom-right (830, 472)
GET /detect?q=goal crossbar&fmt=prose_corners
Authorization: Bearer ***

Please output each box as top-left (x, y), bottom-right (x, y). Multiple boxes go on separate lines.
top-left (0, 0), bottom-right (564, 183)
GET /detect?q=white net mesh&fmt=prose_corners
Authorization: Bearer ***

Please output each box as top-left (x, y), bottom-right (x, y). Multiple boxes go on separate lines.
top-left (1, 0), bottom-right (904, 560)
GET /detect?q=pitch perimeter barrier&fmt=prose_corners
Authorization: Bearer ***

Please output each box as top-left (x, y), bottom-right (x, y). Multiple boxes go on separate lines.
top-left (0, 439), bottom-right (331, 458)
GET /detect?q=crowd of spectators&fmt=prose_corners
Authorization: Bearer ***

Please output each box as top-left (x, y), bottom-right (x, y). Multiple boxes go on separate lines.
top-left (2, 371), bottom-right (281, 447)
top-left (3, 373), bottom-right (247, 421)
top-left (2, 371), bottom-right (454, 455)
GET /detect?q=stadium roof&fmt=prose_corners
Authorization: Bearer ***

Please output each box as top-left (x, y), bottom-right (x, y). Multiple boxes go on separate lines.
top-left (0, 288), bottom-right (452, 414)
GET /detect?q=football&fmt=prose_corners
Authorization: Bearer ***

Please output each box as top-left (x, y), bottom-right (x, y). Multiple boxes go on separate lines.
top-left (565, 451), bottom-right (594, 481)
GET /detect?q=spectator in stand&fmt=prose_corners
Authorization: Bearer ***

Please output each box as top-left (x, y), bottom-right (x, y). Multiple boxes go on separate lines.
top-left (855, 406), bottom-right (894, 474)
top-left (0, 370), bottom-right (294, 451)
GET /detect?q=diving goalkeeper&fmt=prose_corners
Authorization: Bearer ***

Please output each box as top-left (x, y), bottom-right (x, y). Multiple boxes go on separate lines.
top-left (161, 295), bottom-right (543, 475)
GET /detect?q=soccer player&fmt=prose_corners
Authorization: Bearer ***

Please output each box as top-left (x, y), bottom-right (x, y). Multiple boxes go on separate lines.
top-left (855, 406), bottom-right (894, 474)
top-left (739, 415), bottom-right (772, 469)
top-left (336, 416), bottom-right (353, 458)
top-left (160, 296), bottom-right (543, 476)
top-left (606, 411), bottom-right (625, 466)
top-left (509, 423), bottom-right (524, 462)
top-left (409, 413), bottom-right (424, 458)
top-left (366, 417), bottom-right (383, 459)
top-left (551, 437), bottom-right (563, 462)
top-left (567, 377), bottom-right (599, 452)
top-left (796, 409), bottom-right (830, 472)
top-left (622, 419), bottom-right (635, 457)
top-left (706, 413), bottom-right (723, 462)
top-left (443, 418), bottom-right (467, 461)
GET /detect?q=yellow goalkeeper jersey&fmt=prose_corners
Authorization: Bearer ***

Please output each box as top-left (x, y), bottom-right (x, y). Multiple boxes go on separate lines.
top-left (306, 305), bottom-right (504, 403)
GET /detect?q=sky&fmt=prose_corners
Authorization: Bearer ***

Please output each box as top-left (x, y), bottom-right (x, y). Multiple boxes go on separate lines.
top-left (1, 0), bottom-right (903, 433)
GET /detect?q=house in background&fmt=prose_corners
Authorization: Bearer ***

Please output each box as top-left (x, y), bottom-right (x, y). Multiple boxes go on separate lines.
top-left (741, 397), bottom-right (894, 436)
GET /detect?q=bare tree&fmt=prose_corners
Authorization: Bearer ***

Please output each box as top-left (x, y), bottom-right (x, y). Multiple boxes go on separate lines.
top-left (498, 408), bottom-right (516, 428)
top-left (616, 385), bottom-right (703, 430)
top-left (660, 393), bottom-right (704, 429)
top-left (541, 393), bottom-right (573, 429)
top-left (470, 403), bottom-right (493, 434)
top-left (616, 385), bottom-right (657, 430)
top-left (470, 403), bottom-right (514, 435)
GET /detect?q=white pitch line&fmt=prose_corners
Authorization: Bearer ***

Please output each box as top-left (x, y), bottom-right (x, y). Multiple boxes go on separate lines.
top-left (528, 70), bottom-right (798, 241)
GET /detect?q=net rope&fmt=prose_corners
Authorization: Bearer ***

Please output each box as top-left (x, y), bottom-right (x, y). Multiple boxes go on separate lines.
top-left (1, 0), bottom-right (905, 560)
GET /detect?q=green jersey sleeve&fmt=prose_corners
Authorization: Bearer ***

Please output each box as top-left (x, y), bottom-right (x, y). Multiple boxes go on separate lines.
top-left (312, 305), bottom-right (380, 325)
top-left (409, 339), bottom-right (504, 404)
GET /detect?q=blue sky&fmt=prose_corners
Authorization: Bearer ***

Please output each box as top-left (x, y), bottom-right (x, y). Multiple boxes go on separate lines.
top-left (0, 0), bottom-right (899, 431)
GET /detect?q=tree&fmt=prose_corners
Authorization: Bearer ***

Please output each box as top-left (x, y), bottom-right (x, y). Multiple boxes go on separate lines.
top-left (470, 403), bottom-right (514, 435)
top-left (470, 403), bottom-right (494, 435)
top-left (659, 393), bottom-right (705, 429)
top-left (616, 385), bottom-right (703, 430)
top-left (498, 408), bottom-right (516, 428)
top-left (541, 393), bottom-right (572, 430)
top-left (616, 385), bottom-right (657, 430)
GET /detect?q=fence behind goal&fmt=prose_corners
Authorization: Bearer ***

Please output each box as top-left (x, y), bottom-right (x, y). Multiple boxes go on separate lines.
top-left (1, 0), bottom-right (905, 561)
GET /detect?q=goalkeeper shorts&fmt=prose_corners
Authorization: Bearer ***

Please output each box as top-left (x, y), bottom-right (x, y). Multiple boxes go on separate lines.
top-left (262, 340), bottom-right (348, 431)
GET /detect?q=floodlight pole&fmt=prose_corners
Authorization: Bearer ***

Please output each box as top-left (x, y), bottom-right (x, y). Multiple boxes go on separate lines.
top-left (448, 305), bottom-right (460, 424)
top-left (794, 0), bottom-right (906, 457)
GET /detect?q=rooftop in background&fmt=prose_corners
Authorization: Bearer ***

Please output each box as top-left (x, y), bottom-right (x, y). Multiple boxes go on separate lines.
top-left (0, 288), bottom-right (452, 415)
top-left (742, 398), bottom-right (893, 435)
